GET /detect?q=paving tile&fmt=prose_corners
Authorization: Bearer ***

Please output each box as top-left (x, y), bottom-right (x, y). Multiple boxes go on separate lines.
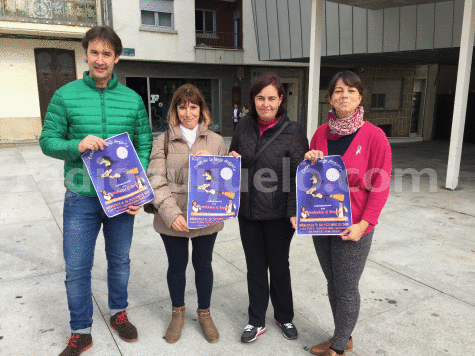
top-left (0, 273), bottom-right (121, 356)
top-left (352, 293), bottom-right (475, 355)
top-left (0, 175), bottom-right (38, 194)
top-left (369, 235), bottom-right (475, 305)
top-left (0, 192), bottom-right (52, 225)
top-left (0, 218), bottom-right (64, 273)
top-left (105, 281), bottom-right (328, 356)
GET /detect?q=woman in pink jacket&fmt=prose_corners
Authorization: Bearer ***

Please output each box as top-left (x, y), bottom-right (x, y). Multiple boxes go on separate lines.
top-left (305, 71), bottom-right (392, 356)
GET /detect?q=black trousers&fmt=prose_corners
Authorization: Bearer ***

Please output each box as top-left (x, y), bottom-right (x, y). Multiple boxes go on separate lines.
top-left (160, 233), bottom-right (217, 310)
top-left (238, 215), bottom-right (295, 327)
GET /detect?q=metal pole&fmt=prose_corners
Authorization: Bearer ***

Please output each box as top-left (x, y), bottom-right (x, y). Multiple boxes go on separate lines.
top-left (96, 0), bottom-right (103, 26)
top-left (445, 0), bottom-right (475, 190)
top-left (306, 0), bottom-right (324, 141)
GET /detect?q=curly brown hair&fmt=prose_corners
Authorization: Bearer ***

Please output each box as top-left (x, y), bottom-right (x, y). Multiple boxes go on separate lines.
top-left (167, 84), bottom-right (212, 127)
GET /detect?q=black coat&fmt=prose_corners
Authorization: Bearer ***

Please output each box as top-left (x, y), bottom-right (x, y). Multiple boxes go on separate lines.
top-left (230, 114), bottom-right (309, 220)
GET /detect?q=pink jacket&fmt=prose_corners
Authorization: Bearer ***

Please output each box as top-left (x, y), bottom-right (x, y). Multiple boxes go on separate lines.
top-left (310, 122), bottom-right (392, 234)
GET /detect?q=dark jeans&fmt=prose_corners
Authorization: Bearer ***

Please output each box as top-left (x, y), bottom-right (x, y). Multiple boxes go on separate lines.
top-left (313, 230), bottom-right (374, 351)
top-left (238, 215), bottom-right (295, 327)
top-left (62, 190), bottom-right (135, 331)
top-left (233, 121), bottom-right (238, 130)
top-left (160, 233), bottom-right (217, 310)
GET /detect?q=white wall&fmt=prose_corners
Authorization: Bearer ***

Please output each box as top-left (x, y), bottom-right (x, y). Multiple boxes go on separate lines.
top-left (0, 38), bottom-right (87, 118)
top-left (0, 38), bottom-right (87, 140)
top-left (112, 0), bottom-right (195, 63)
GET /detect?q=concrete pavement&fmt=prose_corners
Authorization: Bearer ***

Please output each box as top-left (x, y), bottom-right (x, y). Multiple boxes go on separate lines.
top-left (0, 139), bottom-right (474, 356)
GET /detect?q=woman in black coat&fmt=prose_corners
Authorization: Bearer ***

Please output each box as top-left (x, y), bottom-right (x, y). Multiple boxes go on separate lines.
top-left (228, 73), bottom-right (309, 343)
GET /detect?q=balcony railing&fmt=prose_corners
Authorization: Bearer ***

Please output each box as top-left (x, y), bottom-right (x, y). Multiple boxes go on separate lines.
top-left (196, 31), bottom-right (242, 49)
top-left (0, 0), bottom-right (97, 27)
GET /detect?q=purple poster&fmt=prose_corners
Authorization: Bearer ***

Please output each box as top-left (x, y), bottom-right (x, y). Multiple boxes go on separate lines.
top-left (82, 133), bottom-right (154, 217)
top-left (187, 155), bottom-right (241, 229)
top-left (296, 155), bottom-right (352, 235)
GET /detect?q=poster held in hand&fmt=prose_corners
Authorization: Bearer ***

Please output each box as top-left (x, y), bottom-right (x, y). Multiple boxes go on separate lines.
top-left (187, 155), bottom-right (241, 229)
top-left (82, 132), bottom-right (154, 217)
top-left (296, 155), bottom-right (352, 235)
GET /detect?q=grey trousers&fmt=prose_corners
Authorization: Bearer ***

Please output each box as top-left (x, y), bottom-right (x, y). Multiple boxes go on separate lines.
top-left (313, 230), bottom-right (374, 351)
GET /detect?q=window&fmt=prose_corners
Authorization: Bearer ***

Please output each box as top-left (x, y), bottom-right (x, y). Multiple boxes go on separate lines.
top-left (371, 79), bottom-right (403, 109)
top-left (140, 0), bottom-right (174, 29)
top-left (195, 9), bottom-right (216, 33)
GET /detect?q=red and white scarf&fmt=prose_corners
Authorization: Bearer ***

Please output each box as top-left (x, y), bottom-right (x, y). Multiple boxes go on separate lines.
top-left (327, 106), bottom-right (364, 139)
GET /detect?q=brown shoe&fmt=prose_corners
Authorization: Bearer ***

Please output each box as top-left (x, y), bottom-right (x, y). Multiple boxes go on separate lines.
top-left (321, 349), bottom-right (347, 356)
top-left (197, 308), bottom-right (219, 343)
top-left (59, 334), bottom-right (93, 356)
top-left (310, 337), bottom-right (353, 355)
top-left (165, 306), bottom-right (186, 343)
top-left (110, 311), bottom-right (138, 342)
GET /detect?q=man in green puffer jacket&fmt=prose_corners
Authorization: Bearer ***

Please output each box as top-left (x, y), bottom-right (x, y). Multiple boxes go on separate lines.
top-left (39, 26), bottom-right (152, 356)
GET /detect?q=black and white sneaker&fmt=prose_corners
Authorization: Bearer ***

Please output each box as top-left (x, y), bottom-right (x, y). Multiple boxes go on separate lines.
top-left (241, 324), bottom-right (267, 343)
top-left (276, 321), bottom-right (298, 340)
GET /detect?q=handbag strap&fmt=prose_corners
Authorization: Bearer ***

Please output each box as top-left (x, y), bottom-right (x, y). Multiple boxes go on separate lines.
top-left (248, 121), bottom-right (289, 168)
top-left (164, 129), bottom-right (169, 157)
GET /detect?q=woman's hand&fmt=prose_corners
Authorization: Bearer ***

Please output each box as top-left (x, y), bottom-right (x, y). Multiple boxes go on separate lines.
top-left (126, 205), bottom-right (141, 216)
top-left (304, 150), bottom-right (324, 164)
top-left (339, 220), bottom-right (369, 241)
top-left (228, 151), bottom-right (241, 158)
top-left (290, 216), bottom-right (297, 230)
top-left (171, 215), bottom-right (190, 232)
top-left (193, 150), bottom-right (210, 157)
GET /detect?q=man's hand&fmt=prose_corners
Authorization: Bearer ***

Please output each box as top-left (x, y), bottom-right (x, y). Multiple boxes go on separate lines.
top-left (78, 135), bottom-right (108, 153)
top-left (126, 205), bottom-right (141, 216)
top-left (171, 215), bottom-right (190, 232)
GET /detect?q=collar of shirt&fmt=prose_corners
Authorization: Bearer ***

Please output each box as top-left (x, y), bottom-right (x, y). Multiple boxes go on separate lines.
top-left (179, 124), bottom-right (198, 148)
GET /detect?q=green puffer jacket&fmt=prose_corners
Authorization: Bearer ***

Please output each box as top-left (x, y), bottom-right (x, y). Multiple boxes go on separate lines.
top-left (40, 71), bottom-right (153, 197)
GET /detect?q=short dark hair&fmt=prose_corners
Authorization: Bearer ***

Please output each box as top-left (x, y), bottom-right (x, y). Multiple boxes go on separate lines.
top-left (249, 73), bottom-right (286, 119)
top-left (327, 71), bottom-right (364, 98)
top-left (82, 26), bottom-right (123, 56)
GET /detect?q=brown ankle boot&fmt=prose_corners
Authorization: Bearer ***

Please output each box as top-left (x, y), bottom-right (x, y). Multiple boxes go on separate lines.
top-left (310, 337), bottom-right (353, 355)
top-left (197, 308), bottom-right (219, 343)
top-left (165, 306), bottom-right (185, 343)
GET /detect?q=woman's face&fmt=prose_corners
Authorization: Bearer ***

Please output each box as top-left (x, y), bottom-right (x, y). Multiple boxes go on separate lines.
top-left (329, 79), bottom-right (362, 119)
top-left (254, 85), bottom-right (283, 121)
top-left (177, 101), bottom-right (200, 130)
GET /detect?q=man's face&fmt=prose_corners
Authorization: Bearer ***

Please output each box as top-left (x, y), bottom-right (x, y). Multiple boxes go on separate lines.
top-left (85, 38), bottom-right (119, 87)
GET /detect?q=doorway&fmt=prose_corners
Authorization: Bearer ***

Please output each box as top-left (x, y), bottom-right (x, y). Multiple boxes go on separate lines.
top-left (34, 48), bottom-right (77, 124)
top-left (281, 78), bottom-right (299, 122)
top-left (411, 79), bottom-right (426, 136)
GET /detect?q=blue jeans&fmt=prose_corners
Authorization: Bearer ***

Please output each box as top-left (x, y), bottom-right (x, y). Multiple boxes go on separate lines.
top-left (62, 190), bottom-right (135, 331)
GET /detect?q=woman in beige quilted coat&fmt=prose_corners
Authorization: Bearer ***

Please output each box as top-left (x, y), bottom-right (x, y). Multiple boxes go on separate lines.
top-left (147, 84), bottom-right (227, 344)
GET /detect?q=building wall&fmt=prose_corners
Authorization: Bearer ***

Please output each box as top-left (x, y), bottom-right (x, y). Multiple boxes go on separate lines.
top-left (112, 0), bottom-right (195, 63)
top-left (316, 65), bottom-right (434, 138)
top-left (0, 38), bottom-right (88, 141)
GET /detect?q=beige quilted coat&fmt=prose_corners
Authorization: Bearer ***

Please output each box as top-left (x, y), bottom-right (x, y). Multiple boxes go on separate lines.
top-left (147, 124), bottom-right (227, 237)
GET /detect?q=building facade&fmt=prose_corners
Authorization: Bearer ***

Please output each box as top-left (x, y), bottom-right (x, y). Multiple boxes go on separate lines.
top-left (0, 0), bottom-right (309, 142)
top-left (251, 0), bottom-right (475, 142)
top-left (1, 0), bottom-right (473, 143)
